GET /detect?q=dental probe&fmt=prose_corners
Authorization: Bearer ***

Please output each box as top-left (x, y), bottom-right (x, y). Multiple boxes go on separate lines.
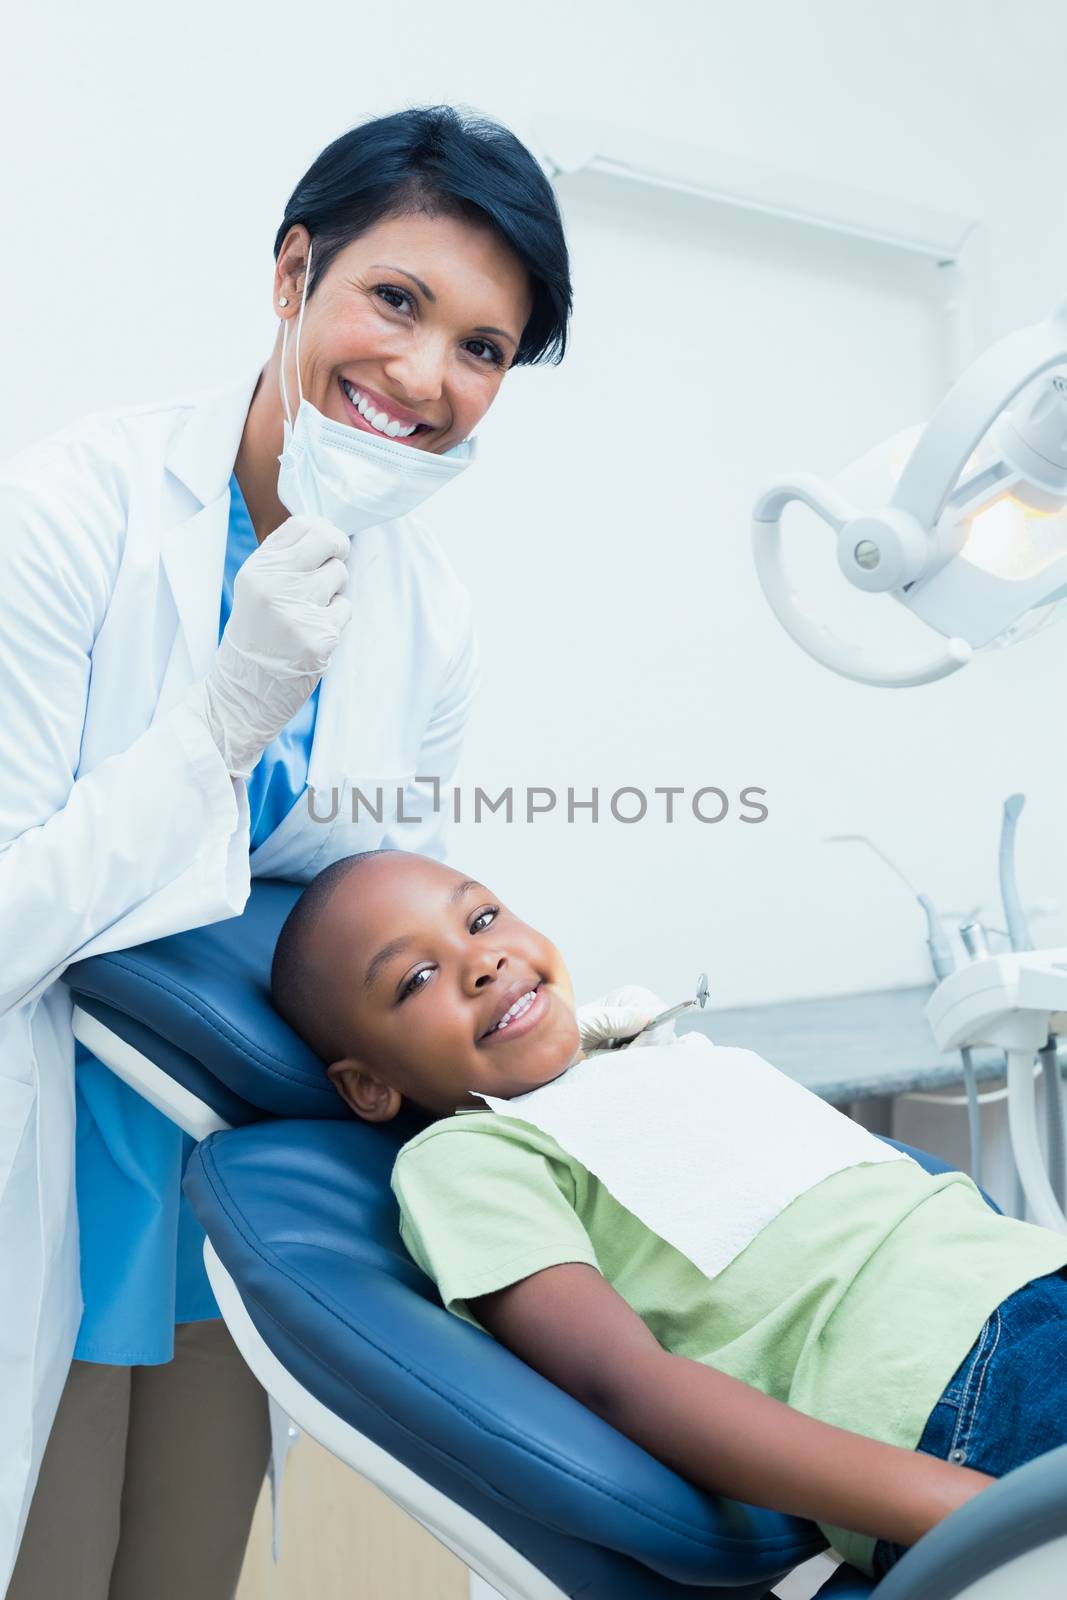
top-left (607, 973), bottom-right (710, 1049)
top-left (999, 795), bottom-right (1033, 953)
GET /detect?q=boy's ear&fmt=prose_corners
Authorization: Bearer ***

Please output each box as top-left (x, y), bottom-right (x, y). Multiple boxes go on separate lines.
top-left (328, 1059), bottom-right (403, 1123)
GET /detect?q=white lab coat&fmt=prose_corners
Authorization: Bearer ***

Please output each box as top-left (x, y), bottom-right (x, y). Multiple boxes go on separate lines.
top-left (0, 368), bottom-right (478, 1589)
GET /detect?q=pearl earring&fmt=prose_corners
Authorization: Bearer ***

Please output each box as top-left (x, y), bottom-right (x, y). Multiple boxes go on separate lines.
top-left (278, 296), bottom-right (289, 307)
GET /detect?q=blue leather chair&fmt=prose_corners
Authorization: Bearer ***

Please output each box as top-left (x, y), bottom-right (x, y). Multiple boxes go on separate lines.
top-left (63, 881), bottom-right (1067, 1600)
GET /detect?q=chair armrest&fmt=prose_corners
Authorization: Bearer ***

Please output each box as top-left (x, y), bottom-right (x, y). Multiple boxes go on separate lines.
top-left (812, 1561), bottom-right (876, 1596)
top-left (872, 1442), bottom-right (1067, 1598)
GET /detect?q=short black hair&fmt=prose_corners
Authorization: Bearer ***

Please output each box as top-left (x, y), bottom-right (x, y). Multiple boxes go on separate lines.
top-left (274, 104), bottom-right (572, 367)
top-left (270, 850), bottom-right (400, 1063)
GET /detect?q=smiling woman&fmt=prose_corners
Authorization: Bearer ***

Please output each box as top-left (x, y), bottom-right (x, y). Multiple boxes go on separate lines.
top-left (235, 106), bottom-right (572, 542)
top-left (0, 102), bottom-right (572, 1600)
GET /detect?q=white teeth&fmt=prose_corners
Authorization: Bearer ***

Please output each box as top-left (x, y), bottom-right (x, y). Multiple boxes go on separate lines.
top-left (492, 989), bottom-right (537, 1032)
top-left (343, 381), bottom-right (418, 438)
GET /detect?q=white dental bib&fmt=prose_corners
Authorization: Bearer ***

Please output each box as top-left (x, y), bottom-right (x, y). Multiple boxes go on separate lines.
top-left (476, 1034), bottom-right (912, 1281)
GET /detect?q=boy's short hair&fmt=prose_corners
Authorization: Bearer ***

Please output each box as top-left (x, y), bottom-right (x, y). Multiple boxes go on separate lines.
top-left (270, 850), bottom-right (399, 1062)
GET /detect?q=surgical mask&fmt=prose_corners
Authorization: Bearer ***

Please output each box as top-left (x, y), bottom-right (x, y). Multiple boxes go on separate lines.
top-left (276, 238), bottom-right (476, 536)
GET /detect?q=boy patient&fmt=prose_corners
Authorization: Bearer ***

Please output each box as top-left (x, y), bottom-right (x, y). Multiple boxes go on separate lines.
top-left (270, 848), bottom-right (1067, 1580)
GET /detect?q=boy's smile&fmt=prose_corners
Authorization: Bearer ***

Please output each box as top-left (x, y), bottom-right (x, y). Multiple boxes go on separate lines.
top-left (478, 980), bottom-right (548, 1043)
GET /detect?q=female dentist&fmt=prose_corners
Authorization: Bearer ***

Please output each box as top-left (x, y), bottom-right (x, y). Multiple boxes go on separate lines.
top-left (0, 105), bottom-right (571, 1598)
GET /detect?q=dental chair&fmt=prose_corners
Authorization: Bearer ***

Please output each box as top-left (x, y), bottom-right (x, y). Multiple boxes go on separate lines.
top-left (62, 881), bottom-right (1067, 1600)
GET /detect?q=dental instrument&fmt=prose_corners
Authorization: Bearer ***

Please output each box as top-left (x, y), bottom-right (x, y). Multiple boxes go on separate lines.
top-left (998, 795), bottom-right (1033, 953)
top-left (828, 807), bottom-right (1067, 1219)
top-left (752, 302), bottom-right (1067, 687)
top-left (604, 972), bottom-right (710, 1049)
top-left (912, 793), bottom-right (1067, 1226)
top-left (826, 833), bottom-right (989, 1187)
top-left (754, 299), bottom-right (1067, 1231)
top-left (959, 923), bottom-right (991, 960)
top-left (925, 945), bottom-right (1067, 1232)
top-left (996, 795), bottom-right (1066, 1211)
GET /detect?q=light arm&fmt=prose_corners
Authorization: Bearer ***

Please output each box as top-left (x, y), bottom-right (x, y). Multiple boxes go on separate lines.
top-left (751, 477), bottom-right (971, 687)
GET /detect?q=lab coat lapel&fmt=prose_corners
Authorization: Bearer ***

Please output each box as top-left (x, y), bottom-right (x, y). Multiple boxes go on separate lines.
top-left (306, 534), bottom-right (386, 792)
top-left (158, 368), bottom-right (263, 687)
top-left (307, 522), bottom-right (428, 791)
top-left (156, 498), bottom-right (229, 691)
top-left (250, 525), bottom-right (423, 880)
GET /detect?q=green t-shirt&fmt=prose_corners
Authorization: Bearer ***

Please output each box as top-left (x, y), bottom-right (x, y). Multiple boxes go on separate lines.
top-left (391, 1110), bottom-right (1067, 1577)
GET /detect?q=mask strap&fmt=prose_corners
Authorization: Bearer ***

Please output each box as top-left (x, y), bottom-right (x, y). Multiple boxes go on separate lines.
top-left (278, 237), bottom-right (313, 430)
top-left (279, 319), bottom-right (293, 431)
top-left (295, 238), bottom-right (312, 412)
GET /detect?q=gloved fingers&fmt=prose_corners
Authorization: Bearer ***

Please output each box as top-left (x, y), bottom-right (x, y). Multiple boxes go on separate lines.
top-left (259, 514), bottom-right (313, 550)
top-left (263, 516), bottom-right (351, 571)
top-left (598, 1004), bottom-right (656, 1034)
top-left (324, 591), bottom-right (353, 633)
top-left (302, 555), bottom-right (350, 607)
top-left (286, 523), bottom-right (352, 573)
top-left (630, 1019), bottom-right (677, 1048)
top-left (577, 1003), bottom-right (657, 1051)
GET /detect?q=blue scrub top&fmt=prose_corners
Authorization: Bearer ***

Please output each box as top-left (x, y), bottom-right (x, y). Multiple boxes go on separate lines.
top-left (73, 474), bottom-right (320, 1364)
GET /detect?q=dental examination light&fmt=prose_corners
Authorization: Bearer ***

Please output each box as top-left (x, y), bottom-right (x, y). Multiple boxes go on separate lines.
top-left (752, 299), bottom-right (1067, 687)
top-left (753, 306), bottom-right (1067, 1226)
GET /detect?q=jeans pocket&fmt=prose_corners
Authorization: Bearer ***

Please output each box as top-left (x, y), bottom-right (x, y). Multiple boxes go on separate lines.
top-left (872, 1306), bottom-right (1002, 1579)
top-left (941, 1306), bottom-right (1002, 1466)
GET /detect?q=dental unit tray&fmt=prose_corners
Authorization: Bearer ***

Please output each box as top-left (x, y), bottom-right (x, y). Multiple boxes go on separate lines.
top-left (61, 883), bottom-right (1067, 1599)
top-left (926, 949), bottom-right (1067, 1234)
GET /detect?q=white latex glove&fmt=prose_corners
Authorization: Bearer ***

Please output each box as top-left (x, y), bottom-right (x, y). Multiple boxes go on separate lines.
top-left (576, 984), bottom-right (680, 1054)
top-left (191, 514), bottom-right (352, 778)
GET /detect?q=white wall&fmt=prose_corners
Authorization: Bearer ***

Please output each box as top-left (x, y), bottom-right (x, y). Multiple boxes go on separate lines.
top-left (6, 0), bottom-right (1067, 1008)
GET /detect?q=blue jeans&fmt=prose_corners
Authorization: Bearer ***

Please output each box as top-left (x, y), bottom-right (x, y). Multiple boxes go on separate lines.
top-left (871, 1265), bottom-right (1067, 1580)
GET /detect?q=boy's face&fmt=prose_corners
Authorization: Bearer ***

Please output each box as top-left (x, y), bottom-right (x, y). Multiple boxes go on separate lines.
top-left (318, 853), bottom-right (581, 1121)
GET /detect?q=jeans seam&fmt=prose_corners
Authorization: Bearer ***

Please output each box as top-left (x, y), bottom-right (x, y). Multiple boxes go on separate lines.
top-left (950, 1307), bottom-right (1001, 1459)
top-left (947, 1317), bottom-right (987, 1453)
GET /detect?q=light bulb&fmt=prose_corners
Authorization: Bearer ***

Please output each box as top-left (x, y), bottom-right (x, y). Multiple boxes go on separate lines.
top-left (960, 495), bottom-right (1067, 582)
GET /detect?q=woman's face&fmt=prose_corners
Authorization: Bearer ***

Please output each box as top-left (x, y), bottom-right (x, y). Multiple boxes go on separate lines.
top-left (274, 212), bottom-right (534, 455)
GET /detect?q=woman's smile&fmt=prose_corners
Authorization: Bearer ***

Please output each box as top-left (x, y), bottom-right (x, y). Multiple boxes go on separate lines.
top-left (338, 376), bottom-right (437, 445)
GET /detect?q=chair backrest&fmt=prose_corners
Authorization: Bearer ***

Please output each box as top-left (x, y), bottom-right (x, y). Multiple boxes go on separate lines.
top-left (63, 880), bottom-right (349, 1123)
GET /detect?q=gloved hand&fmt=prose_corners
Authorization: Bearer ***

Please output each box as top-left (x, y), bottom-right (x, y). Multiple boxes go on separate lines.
top-left (191, 514), bottom-right (352, 778)
top-left (576, 984), bottom-right (679, 1054)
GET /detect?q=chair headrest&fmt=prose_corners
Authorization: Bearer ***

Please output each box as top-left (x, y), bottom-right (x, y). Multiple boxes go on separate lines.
top-left (64, 880), bottom-right (347, 1121)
